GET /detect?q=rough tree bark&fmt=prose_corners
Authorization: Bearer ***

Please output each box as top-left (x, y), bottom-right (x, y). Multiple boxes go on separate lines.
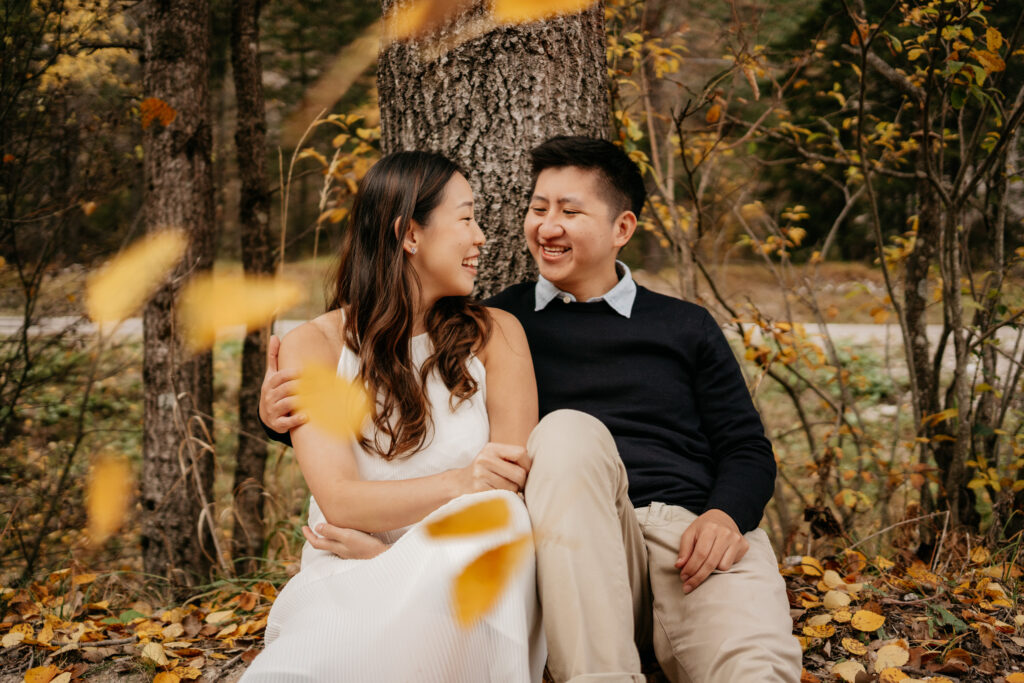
top-left (230, 0), bottom-right (274, 571)
top-left (139, 0), bottom-right (217, 584)
top-left (377, 2), bottom-right (610, 297)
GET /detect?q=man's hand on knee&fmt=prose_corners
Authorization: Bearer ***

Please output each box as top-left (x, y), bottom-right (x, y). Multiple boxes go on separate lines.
top-left (302, 523), bottom-right (388, 559)
top-left (674, 509), bottom-right (749, 594)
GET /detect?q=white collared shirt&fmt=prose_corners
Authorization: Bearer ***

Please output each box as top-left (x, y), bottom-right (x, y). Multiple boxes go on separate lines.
top-left (534, 260), bottom-right (637, 318)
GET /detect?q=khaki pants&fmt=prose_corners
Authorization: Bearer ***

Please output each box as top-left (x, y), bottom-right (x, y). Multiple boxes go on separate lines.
top-left (524, 410), bottom-right (802, 683)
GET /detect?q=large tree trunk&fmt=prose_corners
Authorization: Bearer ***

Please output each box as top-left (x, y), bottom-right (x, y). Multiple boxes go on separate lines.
top-left (377, 3), bottom-right (610, 296)
top-left (230, 0), bottom-right (274, 572)
top-left (139, 0), bottom-right (217, 585)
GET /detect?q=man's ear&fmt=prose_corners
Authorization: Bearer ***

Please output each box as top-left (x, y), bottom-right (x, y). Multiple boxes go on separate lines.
top-left (612, 210), bottom-right (638, 249)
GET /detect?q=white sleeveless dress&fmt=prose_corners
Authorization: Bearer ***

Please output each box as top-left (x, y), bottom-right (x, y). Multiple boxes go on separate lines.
top-left (241, 334), bottom-right (546, 682)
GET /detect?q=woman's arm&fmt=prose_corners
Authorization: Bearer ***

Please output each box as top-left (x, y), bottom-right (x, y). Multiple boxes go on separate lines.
top-left (479, 308), bottom-right (538, 447)
top-left (282, 323), bottom-right (469, 533)
top-left (281, 318), bottom-right (531, 533)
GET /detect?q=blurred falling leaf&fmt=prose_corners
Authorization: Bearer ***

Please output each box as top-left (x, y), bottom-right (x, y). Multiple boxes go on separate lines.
top-left (86, 230), bottom-right (188, 324)
top-left (141, 97), bottom-right (177, 129)
top-left (383, 0), bottom-right (455, 42)
top-left (492, 0), bottom-right (595, 24)
top-left (426, 497), bottom-right (511, 538)
top-left (177, 274), bottom-right (304, 351)
top-left (851, 609), bottom-right (886, 632)
top-left (453, 534), bottom-right (531, 627)
top-left (87, 455), bottom-right (133, 545)
top-left (831, 660), bottom-right (865, 683)
top-left (294, 361), bottom-right (371, 440)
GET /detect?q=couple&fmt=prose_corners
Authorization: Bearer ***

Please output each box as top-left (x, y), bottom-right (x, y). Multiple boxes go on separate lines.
top-left (243, 136), bottom-right (802, 682)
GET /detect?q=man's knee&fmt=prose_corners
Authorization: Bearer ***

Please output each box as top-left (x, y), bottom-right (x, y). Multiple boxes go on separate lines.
top-left (527, 409), bottom-right (618, 478)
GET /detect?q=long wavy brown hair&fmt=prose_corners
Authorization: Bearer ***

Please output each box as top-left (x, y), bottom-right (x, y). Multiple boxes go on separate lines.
top-left (327, 151), bottom-right (492, 460)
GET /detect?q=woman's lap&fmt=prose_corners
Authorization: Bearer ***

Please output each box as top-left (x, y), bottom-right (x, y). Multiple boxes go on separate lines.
top-left (242, 490), bottom-right (544, 682)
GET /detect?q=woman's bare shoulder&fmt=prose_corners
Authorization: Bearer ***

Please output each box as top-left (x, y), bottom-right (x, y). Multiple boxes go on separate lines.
top-left (478, 307), bottom-right (529, 365)
top-left (280, 310), bottom-right (345, 368)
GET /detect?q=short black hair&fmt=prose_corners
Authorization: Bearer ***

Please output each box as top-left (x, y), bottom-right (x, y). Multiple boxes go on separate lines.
top-left (529, 136), bottom-right (646, 218)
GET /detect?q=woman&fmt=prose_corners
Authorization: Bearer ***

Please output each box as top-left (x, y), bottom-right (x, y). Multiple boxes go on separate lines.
top-left (241, 152), bottom-right (545, 682)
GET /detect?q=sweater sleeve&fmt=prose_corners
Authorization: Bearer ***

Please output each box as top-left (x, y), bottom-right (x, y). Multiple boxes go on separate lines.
top-left (259, 408), bottom-right (293, 447)
top-left (693, 310), bottom-right (776, 533)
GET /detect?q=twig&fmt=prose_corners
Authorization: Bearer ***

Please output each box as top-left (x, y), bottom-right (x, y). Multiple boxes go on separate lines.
top-left (80, 637), bottom-right (136, 648)
top-left (931, 510), bottom-right (951, 573)
top-left (847, 511), bottom-right (948, 551)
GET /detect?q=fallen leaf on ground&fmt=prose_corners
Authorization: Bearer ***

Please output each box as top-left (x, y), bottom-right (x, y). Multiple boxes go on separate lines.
top-left (23, 665), bottom-right (61, 683)
top-left (831, 660), bottom-right (866, 683)
top-left (842, 637), bottom-right (867, 655)
top-left (851, 609), bottom-right (886, 631)
top-left (874, 643), bottom-right (910, 672)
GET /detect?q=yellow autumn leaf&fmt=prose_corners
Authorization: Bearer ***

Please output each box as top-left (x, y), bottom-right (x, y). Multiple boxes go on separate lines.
top-left (453, 534), bottom-right (531, 627)
top-left (383, 0), bottom-right (435, 42)
top-left (874, 643), bottom-right (910, 672)
top-left (85, 230), bottom-right (187, 324)
top-left (822, 569), bottom-right (844, 589)
top-left (178, 274), bottom-right (304, 351)
top-left (824, 590), bottom-right (852, 609)
top-left (171, 667), bottom-right (202, 680)
top-left (1006, 674), bottom-right (1024, 683)
top-left (140, 641), bottom-right (169, 667)
top-left (204, 609), bottom-right (235, 625)
top-left (705, 104), bottom-right (722, 124)
top-left (23, 665), bottom-right (61, 683)
top-left (492, 0), bottom-right (595, 24)
top-left (294, 361), bottom-right (371, 440)
top-left (842, 637), bottom-right (867, 655)
top-left (801, 556), bottom-right (824, 577)
top-left (851, 609), bottom-right (886, 632)
top-left (986, 27), bottom-right (1003, 52)
top-left (878, 668), bottom-right (909, 683)
top-left (87, 455), bottom-right (133, 545)
top-left (72, 572), bottom-right (98, 586)
top-left (153, 673), bottom-right (181, 683)
top-left (426, 497), bottom-right (511, 538)
top-left (806, 613), bottom-right (833, 627)
top-left (832, 660), bottom-right (866, 683)
top-left (974, 49), bottom-right (1005, 73)
top-left (802, 623), bottom-right (836, 638)
top-left (970, 546), bottom-right (990, 564)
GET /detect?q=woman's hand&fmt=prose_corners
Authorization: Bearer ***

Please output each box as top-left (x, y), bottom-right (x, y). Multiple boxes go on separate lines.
top-left (459, 442), bottom-right (531, 494)
top-left (302, 523), bottom-right (389, 560)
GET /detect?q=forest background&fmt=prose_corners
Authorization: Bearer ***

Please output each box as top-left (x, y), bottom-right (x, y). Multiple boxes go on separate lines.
top-left (2, 0), bottom-right (1024, 681)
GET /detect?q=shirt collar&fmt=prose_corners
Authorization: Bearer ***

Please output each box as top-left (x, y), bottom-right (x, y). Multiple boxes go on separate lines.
top-left (534, 260), bottom-right (637, 318)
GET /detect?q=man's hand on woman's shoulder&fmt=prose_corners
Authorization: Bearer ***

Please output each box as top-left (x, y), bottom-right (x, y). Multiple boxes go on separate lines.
top-left (260, 334), bottom-right (308, 434)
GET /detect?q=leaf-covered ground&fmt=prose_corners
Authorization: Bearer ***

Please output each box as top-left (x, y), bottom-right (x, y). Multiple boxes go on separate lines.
top-left (1, 542), bottom-right (1021, 683)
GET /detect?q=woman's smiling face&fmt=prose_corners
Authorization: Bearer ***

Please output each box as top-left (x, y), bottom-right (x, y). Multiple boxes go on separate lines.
top-left (406, 172), bottom-right (485, 305)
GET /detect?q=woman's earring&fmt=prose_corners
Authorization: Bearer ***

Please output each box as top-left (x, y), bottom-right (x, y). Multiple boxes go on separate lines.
top-left (409, 247), bottom-right (417, 255)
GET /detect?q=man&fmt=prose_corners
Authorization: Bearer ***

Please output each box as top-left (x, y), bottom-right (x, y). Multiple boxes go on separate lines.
top-left (259, 136), bottom-right (801, 682)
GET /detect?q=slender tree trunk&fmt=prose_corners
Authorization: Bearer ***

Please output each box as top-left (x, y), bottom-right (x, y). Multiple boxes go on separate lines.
top-left (230, 0), bottom-right (274, 572)
top-left (377, 3), bottom-right (610, 296)
top-left (139, 0), bottom-right (217, 585)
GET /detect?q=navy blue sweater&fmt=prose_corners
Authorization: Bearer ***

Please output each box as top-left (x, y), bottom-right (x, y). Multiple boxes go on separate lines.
top-left (486, 282), bottom-right (776, 533)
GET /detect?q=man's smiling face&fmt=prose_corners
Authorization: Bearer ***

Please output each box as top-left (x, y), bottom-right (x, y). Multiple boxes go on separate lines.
top-left (524, 166), bottom-right (635, 301)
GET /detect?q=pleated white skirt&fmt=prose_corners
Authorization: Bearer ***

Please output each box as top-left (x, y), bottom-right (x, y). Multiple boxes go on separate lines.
top-left (241, 490), bottom-right (546, 683)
